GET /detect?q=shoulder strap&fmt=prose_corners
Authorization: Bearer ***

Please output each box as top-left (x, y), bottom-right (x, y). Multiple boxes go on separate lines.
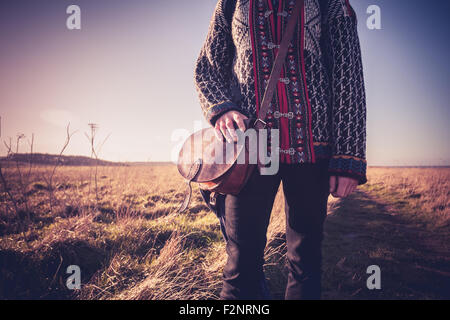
top-left (254, 0), bottom-right (304, 129)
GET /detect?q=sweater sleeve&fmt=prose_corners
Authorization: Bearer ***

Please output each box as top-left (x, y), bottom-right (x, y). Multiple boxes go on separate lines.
top-left (194, 0), bottom-right (242, 126)
top-left (323, 0), bottom-right (368, 185)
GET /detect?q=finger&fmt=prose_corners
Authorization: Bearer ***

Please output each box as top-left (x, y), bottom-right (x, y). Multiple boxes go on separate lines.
top-left (329, 176), bottom-right (337, 193)
top-left (331, 177), bottom-right (340, 198)
top-left (225, 118), bottom-right (238, 142)
top-left (220, 122), bottom-right (233, 143)
top-left (219, 122), bottom-right (229, 142)
top-left (344, 181), bottom-right (353, 197)
top-left (234, 115), bottom-right (246, 133)
top-left (336, 177), bottom-right (347, 198)
top-left (339, 178), bottom-right (350, 197)
top-left (351, 183), bottom-right (358, 194)
top-left (214, 126), bottom-right (223, 141)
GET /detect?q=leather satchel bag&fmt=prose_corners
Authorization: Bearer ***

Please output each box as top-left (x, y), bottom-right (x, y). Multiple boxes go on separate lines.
top-left (177, 0), bottom-right (304, 212)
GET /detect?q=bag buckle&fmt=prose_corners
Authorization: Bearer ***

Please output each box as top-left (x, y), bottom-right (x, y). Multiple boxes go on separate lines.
top-left (254, 118), bottom-right (267, 128)
top-left (210, 192), bottom-right (217, 207)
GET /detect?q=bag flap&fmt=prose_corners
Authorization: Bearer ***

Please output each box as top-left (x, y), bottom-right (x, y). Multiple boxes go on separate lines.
top-left (177, 127), bottom-right (246, 183)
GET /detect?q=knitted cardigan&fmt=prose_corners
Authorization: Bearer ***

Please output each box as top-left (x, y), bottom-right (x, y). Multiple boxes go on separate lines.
top-left (194, 0), bottom-right (367, 185)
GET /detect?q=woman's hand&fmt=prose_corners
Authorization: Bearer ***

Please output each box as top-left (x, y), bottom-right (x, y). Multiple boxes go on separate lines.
top-left (329, 176), bottom-right (358, 198)
top-left (214, 111), bottom-right (248, 143)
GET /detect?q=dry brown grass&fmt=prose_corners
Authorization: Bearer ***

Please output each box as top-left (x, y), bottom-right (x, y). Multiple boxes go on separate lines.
top-left (0, 164), bottom-right (448, 299)
top-left (365, 167), bottom-right (449, 224)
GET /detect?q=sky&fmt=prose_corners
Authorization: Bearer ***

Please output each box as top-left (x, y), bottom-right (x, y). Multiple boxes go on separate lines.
top-left (0, 0), bottom-right (449, 166)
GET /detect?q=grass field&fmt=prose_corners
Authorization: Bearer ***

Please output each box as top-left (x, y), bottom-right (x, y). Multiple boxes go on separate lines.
top-left (0, 164), bottom-right (449, 299)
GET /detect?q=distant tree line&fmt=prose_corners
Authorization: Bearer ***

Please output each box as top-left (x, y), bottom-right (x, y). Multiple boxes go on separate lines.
top-left (1, 153), bottom-right (128, 167)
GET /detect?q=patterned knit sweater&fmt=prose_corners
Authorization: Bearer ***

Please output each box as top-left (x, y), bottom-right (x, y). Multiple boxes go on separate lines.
top-left (194, 0), bottom-right (367, 185)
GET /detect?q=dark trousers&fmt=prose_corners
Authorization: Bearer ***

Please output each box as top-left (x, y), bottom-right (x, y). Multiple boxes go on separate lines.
top-left (219, 159), bottom-right (330, 300)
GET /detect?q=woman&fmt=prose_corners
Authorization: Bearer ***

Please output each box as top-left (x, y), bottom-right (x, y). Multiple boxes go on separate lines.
top-left (194, 0), bottom-right (367, 300)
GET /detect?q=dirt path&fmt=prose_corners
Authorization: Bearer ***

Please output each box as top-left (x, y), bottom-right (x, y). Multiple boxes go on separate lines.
top-left (266, 189), bottom-right (450, 299)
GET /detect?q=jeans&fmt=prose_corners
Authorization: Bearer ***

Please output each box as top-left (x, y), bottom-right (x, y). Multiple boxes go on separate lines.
top-left (212, 159), bottom-right (330, 300)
